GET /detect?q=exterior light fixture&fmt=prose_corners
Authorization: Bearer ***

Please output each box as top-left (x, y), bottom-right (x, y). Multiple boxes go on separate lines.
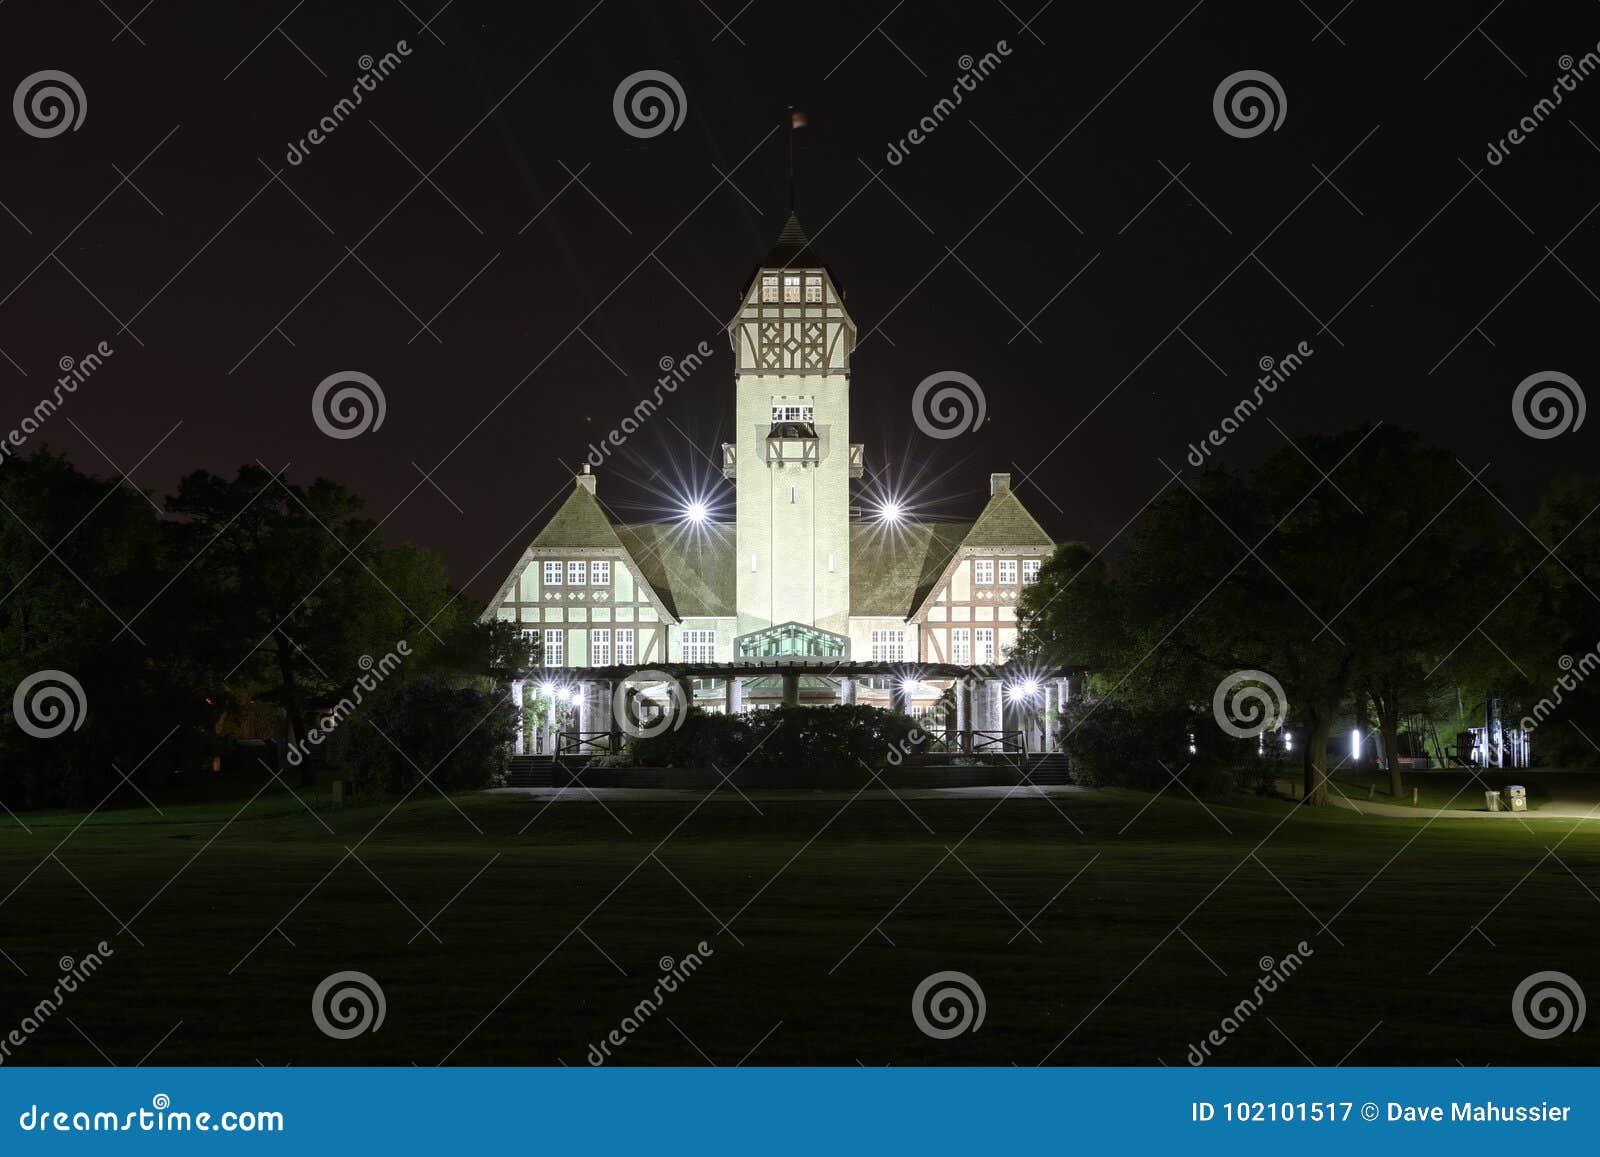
top-left (684, 502), bottom-right (708, 524)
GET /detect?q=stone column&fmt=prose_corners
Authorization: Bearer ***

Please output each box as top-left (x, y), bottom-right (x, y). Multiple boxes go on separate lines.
top-left (545, 694), bottom-right (558, 755)
top-left (890, 681), bottom-right (910, 715)
top-left (511, 680), bottom-right (525, 755)
top-left (957, 678), bottom-right (973, 754)
top-left (607, 679), bottom-right (622, 753)
top-left (781, 670), bottom-right (800, 707)
top-left (577, 680), bottom-right (592, 742)
top-left (839, 676), bottom-right (855, 705)
top-left (725, 677), bottom-right (741, 715)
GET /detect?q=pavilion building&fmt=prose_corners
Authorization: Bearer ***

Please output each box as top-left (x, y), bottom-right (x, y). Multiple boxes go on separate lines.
top-left (483, 213), bottom-right (1070, 755)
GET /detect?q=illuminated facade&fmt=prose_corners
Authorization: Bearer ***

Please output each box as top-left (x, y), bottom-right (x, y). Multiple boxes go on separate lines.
top-left (483, 215), bottom-right (1064, 749)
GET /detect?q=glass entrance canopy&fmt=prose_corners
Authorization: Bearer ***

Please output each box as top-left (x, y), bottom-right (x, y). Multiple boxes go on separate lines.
top-left (734, 621), bottom-right (849, 660)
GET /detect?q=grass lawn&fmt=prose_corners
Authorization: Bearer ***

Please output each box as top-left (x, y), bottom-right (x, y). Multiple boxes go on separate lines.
top-left (2, 783), bottom-right (1598, 1067)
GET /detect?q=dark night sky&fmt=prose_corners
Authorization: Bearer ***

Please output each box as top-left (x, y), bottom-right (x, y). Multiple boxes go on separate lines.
top-left (3, 0), bottom-right (1597, 603)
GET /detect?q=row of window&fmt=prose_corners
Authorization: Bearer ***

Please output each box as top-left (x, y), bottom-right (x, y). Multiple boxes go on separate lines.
top-left (772, 403), bottom-right (814, 422)
top-left (973, 559), bottom-right (1041, 586)
top-left (869, 630), bottom-right (905, 662)
top-left (949, 628), bottom-right (996, 665)
top-left (682, 629), bottom-right (716, 663)
top-left (542, 560), bottom-right (612, 587)
top-left (527, 627), bottom-right (638, 667)
top-left (760, 273), bottom-right (824, 303)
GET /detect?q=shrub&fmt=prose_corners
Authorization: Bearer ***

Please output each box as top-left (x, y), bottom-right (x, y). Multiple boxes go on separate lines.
top-left (327, 675), bottom-right (515, 796)
top-left (629, 705), bottom-right (926, 770)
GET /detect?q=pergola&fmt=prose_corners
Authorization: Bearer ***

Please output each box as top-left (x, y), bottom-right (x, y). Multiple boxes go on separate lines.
top-left (502, 658), bottom-right (1083, 757)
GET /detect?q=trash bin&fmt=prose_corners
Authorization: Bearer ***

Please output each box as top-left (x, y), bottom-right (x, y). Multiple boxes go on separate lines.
top-left (1505, 785), bottom-right (1527, 813)
top-left (1484, 790), bottom-right (1502, 812)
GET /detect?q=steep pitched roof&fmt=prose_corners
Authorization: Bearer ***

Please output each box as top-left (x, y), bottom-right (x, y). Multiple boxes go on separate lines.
top-left (765, 212), bottom-right (821, 267)
top-left (743, 212), bottom-right (845, 295)
top-left (959, 486), bottom-right (1054, 549)
top-left (529, 481), bottom-right (626, 550)
top-left (615, 522), bottom-right (735, 619)
top-left (850, 522), bottom-right (971, 618)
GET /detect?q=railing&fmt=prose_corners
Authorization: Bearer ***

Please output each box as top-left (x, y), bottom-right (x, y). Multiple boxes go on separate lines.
top-left (919, 730), bottom-right (1025, 755)
top-left (557, 731), bottom-right (612, 756)
top-left (972, 730), bottom-right (1023, 753)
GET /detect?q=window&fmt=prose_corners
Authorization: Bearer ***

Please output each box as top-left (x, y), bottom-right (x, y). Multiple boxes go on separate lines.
top-left (761, 274), bottom-right (778, 302)
top-left (615, 628), bottom-right (635, 665)
top-left (999, 560), bottom-right (1018, 586)
top-left (783, 275), bottom-right (801, 302)
top-left (973, 559), bottom-right (994, 585)
top-left (543, 561), bottom-right (562, 585)
top-left (951, 628), bottom-right (971, 664)
top-left (1023, 559), bottom-right (1041, 584)
top-left (683, 629), bottom-right (716, 663)
top-left (590, 560), bottom-right (611, 587)
top-left (870, 630), bottom-right (905, 662)
top-left (590, 629), bottom-right (611, 666)
top-left (544, 629), bottom-right (564, 667)
top-left (804, 275), bottom-right (822, 302)
top-left (771, 403), bottom-right (814, 422)
top-left (975, 628), bottom-right (995, 664)
top-left (567, 561), bottom-right (586, 585)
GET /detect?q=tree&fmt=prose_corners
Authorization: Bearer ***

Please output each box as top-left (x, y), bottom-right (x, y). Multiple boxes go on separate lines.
top-left (0, 451), bottom-right (211, 807)
top-left (1019, 427), bottom-right (1506, 805)
top-left (165, 466), bottom-right (456, 782)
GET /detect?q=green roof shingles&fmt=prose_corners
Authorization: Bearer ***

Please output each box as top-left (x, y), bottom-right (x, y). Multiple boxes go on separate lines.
top-left (849, 522), bottom-right (971, 617)
top-left (960, 486), bottom-right (1055, 548)
top-left (528, 483), bottom-right (626, 551)
top-left (614, 522), bottom-right (735, 620)
top-left (520, 478), bottom-right (1055, 623)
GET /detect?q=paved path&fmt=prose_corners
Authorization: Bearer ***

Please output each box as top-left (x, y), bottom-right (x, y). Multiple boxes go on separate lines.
top-left (486, 784), bottom-right (1090, 803)
top-left (1328, 795), bottom-right (1600, 820)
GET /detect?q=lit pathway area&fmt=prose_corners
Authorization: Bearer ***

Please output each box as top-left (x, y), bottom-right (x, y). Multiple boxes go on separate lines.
top-left (1322, 768), bottom-right (1600, 820)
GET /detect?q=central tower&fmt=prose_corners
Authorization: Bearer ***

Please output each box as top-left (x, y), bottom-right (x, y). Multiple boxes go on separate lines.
top-left (724, 214), bottom-right (860, 643)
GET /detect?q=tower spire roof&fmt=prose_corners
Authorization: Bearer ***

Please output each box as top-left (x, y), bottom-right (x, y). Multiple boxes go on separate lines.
top-left (764, 211), bottom-right (820, 268)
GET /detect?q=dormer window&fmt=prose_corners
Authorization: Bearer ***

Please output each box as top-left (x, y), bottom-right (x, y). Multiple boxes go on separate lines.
top-left (804, 275), bottom-right (822, 302)
top-left (783, 275), bottom-right (801, 302)
top-left (761, 274), bottom-right (778, 302)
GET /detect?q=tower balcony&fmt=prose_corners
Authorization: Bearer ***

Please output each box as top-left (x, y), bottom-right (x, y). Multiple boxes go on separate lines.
top-left (766, 422), bottom-right (819, 468)
top-left (849, 442), bottom-right (865, 478)
top-left (721, 442), bottom-right (736, 480)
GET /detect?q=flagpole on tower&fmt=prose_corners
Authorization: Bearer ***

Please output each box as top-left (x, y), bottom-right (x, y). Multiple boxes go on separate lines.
top-left (786, 107), bottom-right (807, 213)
